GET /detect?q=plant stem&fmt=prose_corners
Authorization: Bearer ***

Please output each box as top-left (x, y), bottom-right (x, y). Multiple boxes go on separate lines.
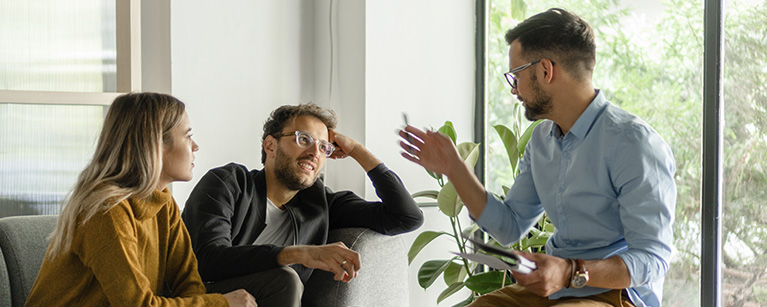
top-left (450, 216), bottom-right (473, 277)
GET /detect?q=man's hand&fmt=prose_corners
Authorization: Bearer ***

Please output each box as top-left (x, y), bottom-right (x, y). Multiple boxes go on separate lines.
top-left (328, 129), bottom-right (381, 172)
top-left (398, 126), bottom-right (463, 178)
top-left (398, 125), bottom-right (489, 219)
top-left (511, 252), bottom-right (571, 297)
top-left (278, 242), bottom-right (361, 282)
top-left (223, 289), bottom-right (257, 307)
top-left (328, 129), bottom-right (357, 160)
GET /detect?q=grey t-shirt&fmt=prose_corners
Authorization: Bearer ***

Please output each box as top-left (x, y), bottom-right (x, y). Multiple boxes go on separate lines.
top-left (253, 198), bottom-right (294, 246)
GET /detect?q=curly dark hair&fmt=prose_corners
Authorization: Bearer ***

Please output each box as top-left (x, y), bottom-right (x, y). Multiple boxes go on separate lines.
top-left (505, 8), bottom-right (596, 81)
top-left (261, 103), bottom-right (337, 164)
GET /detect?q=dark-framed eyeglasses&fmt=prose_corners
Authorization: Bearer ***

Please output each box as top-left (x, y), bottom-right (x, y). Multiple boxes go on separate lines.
top-left (503, 59), bottom-right (555, 89)
top-left (273, 131), bottom-right (335, 157)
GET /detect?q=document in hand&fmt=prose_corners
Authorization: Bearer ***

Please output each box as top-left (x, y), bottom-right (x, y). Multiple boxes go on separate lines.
top-left (455, 238), bottom-right (537, 274)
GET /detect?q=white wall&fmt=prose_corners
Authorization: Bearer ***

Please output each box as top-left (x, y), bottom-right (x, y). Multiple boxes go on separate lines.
top-left (170, 0), bottom-right (317, 206)
top-left (170, 1), bottom-right (476, 305)
top-left (364, 2), bottom-right (476, 305)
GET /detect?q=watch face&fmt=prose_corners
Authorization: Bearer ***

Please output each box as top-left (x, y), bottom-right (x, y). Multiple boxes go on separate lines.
top-left (572, 274), bottom-right (588, 288)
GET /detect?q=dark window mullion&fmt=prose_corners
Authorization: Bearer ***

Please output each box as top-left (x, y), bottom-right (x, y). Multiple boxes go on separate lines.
top-left (701, 0), bottom-right (724, 306)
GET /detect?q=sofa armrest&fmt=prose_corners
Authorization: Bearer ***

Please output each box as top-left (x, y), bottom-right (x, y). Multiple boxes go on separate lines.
top-left (303, 228), bottom-right (409, 307)
top-left (0, 215), bottom-right (58, 307)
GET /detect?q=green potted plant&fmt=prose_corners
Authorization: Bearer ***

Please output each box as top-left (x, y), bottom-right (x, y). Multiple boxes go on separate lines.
top-left (407, 120), bottom-right (553, 306)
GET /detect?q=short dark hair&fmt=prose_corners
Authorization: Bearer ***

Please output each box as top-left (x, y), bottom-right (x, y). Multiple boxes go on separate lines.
top-left (505, 8), bottom-right (595, 80)
top-left (261, 103), bottom-right (338, 164)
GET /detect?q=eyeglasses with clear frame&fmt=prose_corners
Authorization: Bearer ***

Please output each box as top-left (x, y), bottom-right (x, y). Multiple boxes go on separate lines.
top-left (503, 59), bottom-right (555, 89)
top-left (273, 131), bottom-right (336, 157)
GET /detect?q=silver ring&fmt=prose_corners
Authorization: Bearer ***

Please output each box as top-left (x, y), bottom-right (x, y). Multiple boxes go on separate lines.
top-left (341, 260), bottom-right (348, 265)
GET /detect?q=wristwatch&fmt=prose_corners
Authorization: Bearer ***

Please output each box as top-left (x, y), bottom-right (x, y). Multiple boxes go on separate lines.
top-left (570, 259), bottom-right (589, 288)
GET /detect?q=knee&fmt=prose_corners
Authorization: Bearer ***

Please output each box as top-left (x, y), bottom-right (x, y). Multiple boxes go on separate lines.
top-left (271, 267), bottom-right (303, 294)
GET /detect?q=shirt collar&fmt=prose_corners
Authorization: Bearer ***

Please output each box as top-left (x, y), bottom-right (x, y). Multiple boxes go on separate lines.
top-left (549, 89), bottom-right (607, 139)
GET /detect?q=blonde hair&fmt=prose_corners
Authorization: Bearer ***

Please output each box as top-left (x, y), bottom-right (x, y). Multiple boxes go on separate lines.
top-left (47, 92), bottom-right (186, 258)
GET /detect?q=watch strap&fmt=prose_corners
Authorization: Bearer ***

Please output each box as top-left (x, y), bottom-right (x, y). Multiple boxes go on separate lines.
top-left (566, 258), bottom-right (575, 288)
top-left (575, 259), bottom-right (588, 275)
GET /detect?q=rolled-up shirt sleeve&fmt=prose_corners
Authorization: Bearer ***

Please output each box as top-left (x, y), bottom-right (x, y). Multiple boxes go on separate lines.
top-left (612, 124), bottom-right (676, 287)
top-left (476, 147), bottom-right (544, 245)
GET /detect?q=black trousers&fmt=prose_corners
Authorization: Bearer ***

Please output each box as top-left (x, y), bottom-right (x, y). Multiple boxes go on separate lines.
top-left (205, 267), bottom-right (304, 307)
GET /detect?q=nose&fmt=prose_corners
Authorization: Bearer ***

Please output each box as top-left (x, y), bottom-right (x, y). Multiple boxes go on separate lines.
top-left (305, 141), bottom-right (323, 158)
top-left (192, 140), bottom-right (200, 152)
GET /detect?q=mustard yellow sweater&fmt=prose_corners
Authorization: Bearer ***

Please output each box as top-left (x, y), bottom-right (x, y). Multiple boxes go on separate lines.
top-left (26, 189), bottom-right (228, 306)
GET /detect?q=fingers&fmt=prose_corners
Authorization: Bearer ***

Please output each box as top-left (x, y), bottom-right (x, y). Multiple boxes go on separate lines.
top-left (331, 242), bottom-right (361, 282)
top-left (309, 242), bottom-right (361, 282)
top-left (329, 148), bottom-right (348, 160)
top-left (223, 289), bottom-right (257, 307)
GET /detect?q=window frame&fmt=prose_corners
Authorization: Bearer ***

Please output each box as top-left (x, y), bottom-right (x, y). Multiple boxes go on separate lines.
top-left (0, 0), bottom-right (142, 106)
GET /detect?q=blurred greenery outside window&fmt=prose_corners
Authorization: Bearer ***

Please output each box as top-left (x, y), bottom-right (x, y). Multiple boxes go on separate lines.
top-left (485, 0), bottom-right (766, 306)
top-left (0, 0), bottom-right (121, 218)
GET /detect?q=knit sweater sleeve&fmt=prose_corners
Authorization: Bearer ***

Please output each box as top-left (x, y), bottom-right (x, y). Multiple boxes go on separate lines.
top-left (164, 199), bottom-right (228, 304)
top-left (77, 201), bottom-right (228, 307)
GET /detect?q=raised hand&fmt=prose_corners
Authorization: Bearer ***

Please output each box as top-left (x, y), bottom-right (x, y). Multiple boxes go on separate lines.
top-left (328, 129), bottom-right (356, 160)
top-left (398, 125), bottom-right (463, 178)
top-left (327, 129), bottom-right (381, 172)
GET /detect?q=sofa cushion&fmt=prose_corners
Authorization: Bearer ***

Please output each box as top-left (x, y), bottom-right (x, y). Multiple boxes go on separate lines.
top-left (303, 227), bottom-right (409, 307)
top-left (0, 215), bottom-right (58, 307)
top-left (0, 247), bottom-right (10, 307)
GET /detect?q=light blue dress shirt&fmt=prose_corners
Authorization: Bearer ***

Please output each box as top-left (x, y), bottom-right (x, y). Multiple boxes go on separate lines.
top-left (477, 90), bottom-right (676, 307)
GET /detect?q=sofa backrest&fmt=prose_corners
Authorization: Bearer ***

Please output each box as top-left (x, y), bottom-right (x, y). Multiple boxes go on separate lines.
top-left (0, 215), bottom-right (58, 307)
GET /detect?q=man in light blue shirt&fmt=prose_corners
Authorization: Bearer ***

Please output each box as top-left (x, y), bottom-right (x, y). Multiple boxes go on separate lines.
top-left (399, 8), bottom-right (675, 307)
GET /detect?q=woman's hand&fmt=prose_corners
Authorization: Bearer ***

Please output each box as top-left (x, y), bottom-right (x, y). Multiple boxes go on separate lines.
top-left (223, 289), bottom-right (257, 307)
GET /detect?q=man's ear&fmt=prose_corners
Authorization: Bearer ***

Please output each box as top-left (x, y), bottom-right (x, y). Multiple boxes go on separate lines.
top-left (541, 59), bottom-right (555, 84)
top-left (264, 135), bottom-right (277, 158)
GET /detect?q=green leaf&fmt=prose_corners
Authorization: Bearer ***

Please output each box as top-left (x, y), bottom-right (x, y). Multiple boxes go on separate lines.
top-left (438, 282), bottom-right (465, 304)
top-left (517, 120), bottom-right (543, 155)
top-left (438, 121), bottom-right (457, 144)
top-left (462, 223), bottom-right (481, 238)
top-left (465, 270), bottom-right (506, 294)
top-left (411, 190), bottom-right (440, 200)
top-left (493, 124), bottom-right (520, 173)
top-left (426, 169), bottom-right (443, 182)
top-left (438, 181), bottom-right (462, 217)
top-left (451, 294), bottom-right (475, 307)
top-left (456, 142), bottom-right (481, 169)
top-left (510, 0), bottom-right (527, 20)
top-left (520, 235), bottom-right (548, 250)
top-left (443, 260), bottom-right (468, 285)
top-left (418, 260), bottom-right (452, 289)
top-left (408, 231), bottom-right (451, 264)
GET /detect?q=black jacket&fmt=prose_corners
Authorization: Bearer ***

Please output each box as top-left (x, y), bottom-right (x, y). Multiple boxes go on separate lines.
top-left (181, 162), bottom-right (424, 283)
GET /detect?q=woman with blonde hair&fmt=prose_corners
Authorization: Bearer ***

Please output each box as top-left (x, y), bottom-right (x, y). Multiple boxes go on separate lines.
top-left (26, 93), bottom-right (256, 307)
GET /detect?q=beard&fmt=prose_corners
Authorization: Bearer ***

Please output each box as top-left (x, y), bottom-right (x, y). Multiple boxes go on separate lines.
top-left (521, 70), bottom-right (553, 121)
top-left (274, 144), bottom-right (318, 191)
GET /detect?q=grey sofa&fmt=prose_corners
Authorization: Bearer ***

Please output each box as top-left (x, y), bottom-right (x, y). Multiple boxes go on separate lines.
top-left (0, 215), bottom-right (409, 307)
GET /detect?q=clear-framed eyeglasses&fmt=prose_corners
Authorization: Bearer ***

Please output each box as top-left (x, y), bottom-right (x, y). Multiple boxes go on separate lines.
top-left (503, 59), bottom-right (555, 89)
top-left (273, 131), bottom-right (335, 157)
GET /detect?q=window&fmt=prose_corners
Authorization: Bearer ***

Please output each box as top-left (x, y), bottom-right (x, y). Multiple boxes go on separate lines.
top-left (0, 0), bottom-right (141, 218)
top-left (483, 0), bottom-right (766, 305)
top-left (722, 0), bottom-right (767, 304)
